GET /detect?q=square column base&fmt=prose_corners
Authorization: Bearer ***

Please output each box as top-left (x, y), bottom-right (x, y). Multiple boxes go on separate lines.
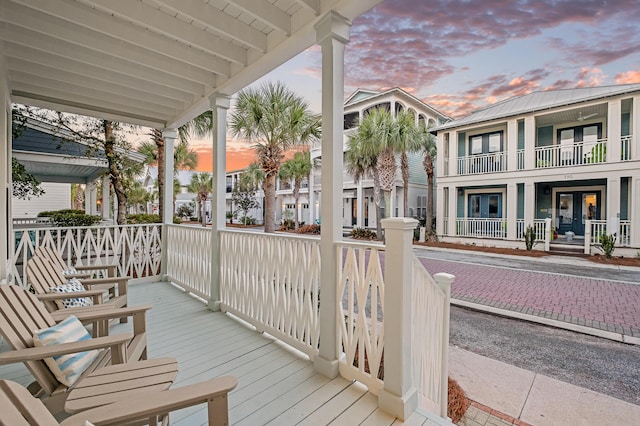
top-left (378, 387), bottom-right (418, 421)
top-left (313, 355), bottom-right (339, 379)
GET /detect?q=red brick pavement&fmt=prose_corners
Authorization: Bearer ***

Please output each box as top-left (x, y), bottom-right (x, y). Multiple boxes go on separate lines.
top-left (419, 258), bottom-right (640, 338)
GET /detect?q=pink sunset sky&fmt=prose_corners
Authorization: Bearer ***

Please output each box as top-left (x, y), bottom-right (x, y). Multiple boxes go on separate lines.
top-left (185, 0), bottom-right (640, 172)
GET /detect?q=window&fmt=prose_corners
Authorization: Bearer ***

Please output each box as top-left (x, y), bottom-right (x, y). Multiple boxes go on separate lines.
top-left (471, 136), bottom-right (483, 154)
top-left (488, 133), bottom-right (501, 152)
top-left (469, 131), bottom-right (503, 155)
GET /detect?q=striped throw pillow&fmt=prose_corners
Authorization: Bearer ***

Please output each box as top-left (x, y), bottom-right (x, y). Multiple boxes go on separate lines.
top-left (33, 315), bottom-right (100, 386)
top-left (50, 278), bottom-right (94, 309)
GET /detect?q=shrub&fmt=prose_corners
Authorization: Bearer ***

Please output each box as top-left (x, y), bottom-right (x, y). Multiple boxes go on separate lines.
top-left (297, 224), bottom-right (320, 234)
top-left (448, 377), bottom-right (470, 424)
top-left (126, 214), bottom-right (181, 224)
top-left (38, 209), bottom-right (85, 217)
top-left (524, 225), bottom-right (537, 251)
top-left (598, 233), bottom-right (617, 259)
top-left (279, 219), bottom-right (295, 231)
top-left (49, 212), bottom-right (101, 227)
top-left (350, 227), bottom-right (377, 240)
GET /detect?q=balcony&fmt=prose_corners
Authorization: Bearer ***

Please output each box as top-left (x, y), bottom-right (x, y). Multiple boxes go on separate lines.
top-left (6, 222), bottom-right (453, 424)
top-left (457, 151), bottom-right (507, 175)
top-left (535, 139), bottom-right (608, 168)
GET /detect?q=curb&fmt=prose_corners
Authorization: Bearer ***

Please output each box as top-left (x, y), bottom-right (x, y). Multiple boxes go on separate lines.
top-left (452, 299), bottom-right (640, 346)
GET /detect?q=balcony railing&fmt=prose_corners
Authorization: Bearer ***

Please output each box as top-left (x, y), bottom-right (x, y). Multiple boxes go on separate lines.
top-left (517, 149), bottom-right (525, 170)
top-left (621, 135), bottom-right (632, 161)
top-left (535, 139), bottom-right (607, 168)
top-left (586, 220), bottom-right (632, 247)
top-left (457, 151), bottom-right (507, 175)
top-left (456, 218), bottom-right (506, 239)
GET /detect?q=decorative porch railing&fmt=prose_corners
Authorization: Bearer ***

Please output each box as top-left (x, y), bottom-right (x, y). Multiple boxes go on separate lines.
top-left (219, 230), bottom-right (321, 358)
top-left (586, 220), bottom-right (631, 247)
top-left (11, 224), bottom-right (162, 288)
top-left (166, 224), bottom-right (212, 299)
top-left (457, 151), bottom-right (507, 175)
top-left (337, 241), bottom-right (385, 395)
top-left (411, 257), bottom-right (452, 417)
top-left (535, 138), bottom-right (607, 168)
top-left (517, 149), bottom-right (525, 170)
top-left (456, 218), bottom-right (506, 239)
top-left (516, 219), bottom-right (549, 244)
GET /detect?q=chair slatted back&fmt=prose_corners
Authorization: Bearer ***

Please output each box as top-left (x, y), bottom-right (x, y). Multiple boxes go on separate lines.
top-left (35, 246), bottom-right (69, 272)
top-left (0, 285), bottom-right (60, 395)
top-left (26, 255), bottom-right (67, 313)
top-left (0, 380), bottom-right (58, 426)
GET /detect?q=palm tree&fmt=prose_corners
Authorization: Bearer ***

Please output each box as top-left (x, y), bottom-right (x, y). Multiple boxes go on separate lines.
top-left (187, 173), bottom-right (213, 227)
top-left (391, 110), bottom-right (421, 216)
top-left (346, 110), bottom-right (386, 239)
top-left (145, 111), bottom-right (212, 221)
top-left (418, 126), bottom-right (437, 237)
top-left (229, 81), bottom-right (320, 233)
top-left (279, 151), bottom-right (312, 230)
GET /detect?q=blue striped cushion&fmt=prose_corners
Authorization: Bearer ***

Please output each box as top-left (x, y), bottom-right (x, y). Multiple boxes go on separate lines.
top-left (33, 315), bottom-right (100, 386)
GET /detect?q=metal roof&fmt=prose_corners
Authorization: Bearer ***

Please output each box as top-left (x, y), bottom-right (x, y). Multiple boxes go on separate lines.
top-left (1, 0), bottom-right (382, 129)
top-left (434, 83), bottom-right (640, 132)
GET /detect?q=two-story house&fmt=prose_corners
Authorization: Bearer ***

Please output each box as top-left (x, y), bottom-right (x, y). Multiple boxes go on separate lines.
top-left (433, 83), bottom-right (640, 255)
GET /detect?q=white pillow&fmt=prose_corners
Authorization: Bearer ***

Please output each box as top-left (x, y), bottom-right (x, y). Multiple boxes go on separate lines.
top-left (50, 278), bottom-right (94, 309)
top-left (33, 315), bottom-right (100, 386)
top-left (62, 266), bottom-right (78, 276)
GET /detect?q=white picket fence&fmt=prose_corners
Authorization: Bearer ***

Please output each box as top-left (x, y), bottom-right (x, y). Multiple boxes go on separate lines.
top-left (337, 241), bottom-right (386, 395)
top-left (456, 218), bottom-right (506, 239)
top-left (219, 230), bottom-right (322, 358)
top-left (165, 224), bottom-right (212, 300)
top-left (11, 224), bottom-right (162, 288)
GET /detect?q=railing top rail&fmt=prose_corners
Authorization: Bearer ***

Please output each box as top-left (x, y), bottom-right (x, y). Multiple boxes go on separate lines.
top-left (336, 240), bottom-right (385, 250)
top-left (220, 228), bottom-right (320, 243)
top-left (13, 223), bottom-right (160, 232)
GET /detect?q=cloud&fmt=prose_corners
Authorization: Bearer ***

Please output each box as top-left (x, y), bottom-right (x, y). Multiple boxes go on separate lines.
top-left (575, 67), bottom-right (606, 87)
top-left (615, 68), bottom-right (640, 84)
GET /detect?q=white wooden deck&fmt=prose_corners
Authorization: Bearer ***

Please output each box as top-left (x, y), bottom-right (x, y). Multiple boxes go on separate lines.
top-left (1, 282), bottom-right (441, 425)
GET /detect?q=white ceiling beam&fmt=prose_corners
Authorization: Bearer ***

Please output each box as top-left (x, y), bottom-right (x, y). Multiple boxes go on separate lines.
top-left (81, 0), bottom-right (246, 65)
top-left (227, 0), bottom-right (291, 35)
top-left (293, 0), bottom-right (320, 15)
top-left (11, 77), bottom-right (177, 118)
top-left (13, 152), bottom-right (108, 168)
top-left (8, 64), bottom-right (185, 112)
top-left (12, 83), bottom-right (173, 124)
top-left (4, 42), bottom-right (204, 99)
top-left (8, 0), bottom-right (231, 74)
top-left (154, 0), bottom-right (267, 52)
top-left (11, 93), bottom-right (168, 128)
top-left (0, 21), bottom-right (215, 86)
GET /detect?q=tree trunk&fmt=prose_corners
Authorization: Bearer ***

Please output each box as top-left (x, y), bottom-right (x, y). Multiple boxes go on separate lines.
top-left (104, 120), bottom-right (127, 225)
top-left (201, 195), bottom-right (207, 227)
top-left (263, 173), bottom-right (276, 233)
top-left (372, 171), bottom-right (383, 241)
top-left (424, 153), bottom-right (435, 237)
top-left (401, 152), bottom-right (409, 217)
top-left (293, 181), bottom-right (300, 230)
top-left (155, 130), bottom-right (165, 220)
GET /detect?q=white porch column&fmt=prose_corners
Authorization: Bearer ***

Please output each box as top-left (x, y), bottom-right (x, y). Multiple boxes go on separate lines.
top-left (160, 128), bottom-right (176, 278)
top-left (209, 95), bottom-right (230, 311)
top-left (507, 119), bottom-right (518, 171)
top-left (506, 182), bottom-right (517, 240)
top-left (84, 182), bottom-right (97, 215)
top-left (450, 131), bottom-right (458, 176)
top-left (447, 187), bottom-right (457, 236)
top-left (435, 186), bottom-right (444, 235)
top-left (314, 10), bottom-right (351, 379)
top-left (436, 133), bottom-right (445, 177)
top-left (309, 170), bottom-right (316, 224)
top-left (0, 83), bottom-right (9, 282)
top-left (524, 116), bottom-right (536, 170)
top-left (524, 182), bottom-right (535, 228)
top-left (606, 176), bottom-right (620, 232)
top-left (356, 180), bottom-right (363, 228)
top-left (378, 217), bottom-right (418, 420)
top-left (101, 178), bottom-right (111, 221)
top-left (631, 177), bottom-right (640, 247)
top-left (632, 96), bottom-right (640, 161)
top-left (607, 99), bottom-right (622, 163)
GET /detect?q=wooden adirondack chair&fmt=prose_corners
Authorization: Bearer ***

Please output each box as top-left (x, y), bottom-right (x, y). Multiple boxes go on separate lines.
top-left (0, 377), bottom-right (237, 426)
top-left (0, 285), bottom-right (150, 414)
top-left (27, 254), bottom-right (128, 318)
top-left (36, 246), bottom-right (119, 279)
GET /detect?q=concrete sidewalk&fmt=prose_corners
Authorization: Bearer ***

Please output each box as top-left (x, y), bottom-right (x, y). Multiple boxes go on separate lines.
top-left (450, 346), bottom-right (640, 426)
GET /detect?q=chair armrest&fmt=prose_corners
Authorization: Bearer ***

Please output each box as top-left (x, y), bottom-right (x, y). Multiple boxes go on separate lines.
top-left (71, 305), bottom-right (151, 323)
top-left (0, 333), bottom-right (132, 365)
top-left (64, 272), bottom-right (93, 279)
top-left (80, 277), bottom-right (129, 286)
top-left (60, 376), bottom-right (238, 426)
top-left (37, 289), bottom-right (106, 300)
top-left (74, 264), bottom-right (118, 276)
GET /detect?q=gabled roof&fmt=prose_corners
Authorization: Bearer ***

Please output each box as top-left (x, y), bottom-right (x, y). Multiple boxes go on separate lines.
top-left (344, 87), bottom-right (451, 120)
top-left (434, 83), bottom-right (640, 131)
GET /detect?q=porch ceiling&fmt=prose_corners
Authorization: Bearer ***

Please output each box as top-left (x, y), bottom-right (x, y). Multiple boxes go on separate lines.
top-left (1, 0), bottom-right (382, 128)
